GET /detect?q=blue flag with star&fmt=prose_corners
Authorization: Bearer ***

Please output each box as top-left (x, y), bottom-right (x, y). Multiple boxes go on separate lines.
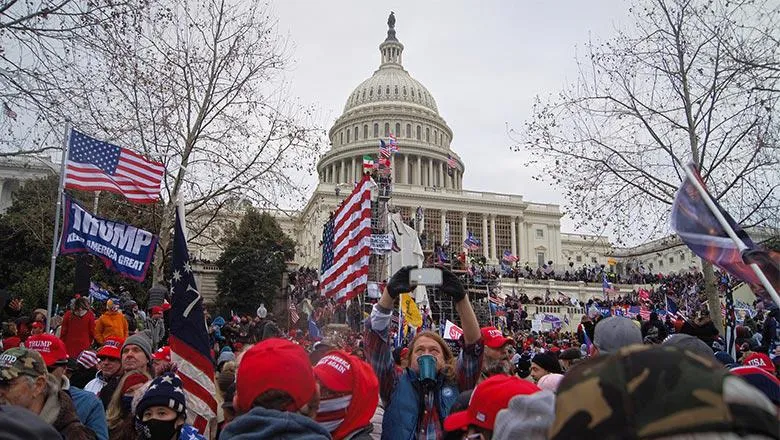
top-left (169, 204), bottom-right (217, 434)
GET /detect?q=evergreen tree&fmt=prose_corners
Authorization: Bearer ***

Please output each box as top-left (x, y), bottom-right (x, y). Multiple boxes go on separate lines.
top-left (216, 209), bottom-right (295, 316)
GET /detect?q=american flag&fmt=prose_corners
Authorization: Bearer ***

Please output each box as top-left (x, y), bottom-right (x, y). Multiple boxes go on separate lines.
top-left (602, 273), bottom-right (616, 297)
top-left (320, 175), bottom-right (374, 302)
top-left (169, 204), bottom-right (217, 436)
top-left (724, 287), bottom-right (737, 359)
top-left (289, 299), bottom-right (300, 324)
top-left (64, 129), bottom-right (164, 203)
top-left (388, 133), bottom-right (399, 153)
top-left (447, 154), bottom-right (456, 169)
top-left (379, 139), bottom-right (391, 159)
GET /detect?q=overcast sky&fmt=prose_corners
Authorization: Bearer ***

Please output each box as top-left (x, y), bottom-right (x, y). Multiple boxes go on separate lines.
top-left (272, 0), bottom-right (632, 234)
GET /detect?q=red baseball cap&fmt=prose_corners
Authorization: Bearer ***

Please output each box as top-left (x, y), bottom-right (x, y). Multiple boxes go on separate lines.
top-left (480, 327), bottom-right (514, 349)
top-left (443, 374), bottom-right (540, 432)
top-left (26, 334), bottom-right (69, 367)
top-left (152, 346), bottom-right (171, 362)
top-left (742, 353), bottom-right (775, 374)
top-left (150, 306), bottom-right (163, 315)
top-left (31, 322), bottom-right (44, 329)
top-left (235, 338), bottom-right (316, 414)
top-left (97, 337), bottom-right (125, 359)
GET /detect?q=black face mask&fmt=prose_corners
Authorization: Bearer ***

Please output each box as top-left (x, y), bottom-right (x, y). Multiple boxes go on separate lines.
top-left (138, 418), bottom-right (180, 440)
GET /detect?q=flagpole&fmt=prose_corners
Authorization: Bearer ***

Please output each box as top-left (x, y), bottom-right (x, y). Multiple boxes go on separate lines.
top-left (45, 122), bottom-right (71, 332)
top-left (680, 164), bottom-right (780, 308)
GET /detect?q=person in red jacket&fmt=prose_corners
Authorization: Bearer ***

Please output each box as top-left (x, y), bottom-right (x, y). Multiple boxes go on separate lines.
top-left (61, 297), bottom-right (96, 358)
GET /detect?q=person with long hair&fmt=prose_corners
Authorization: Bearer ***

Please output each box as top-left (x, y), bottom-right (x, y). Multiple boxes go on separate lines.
top-left (105, 370), bottom-right (151, 440)
top-left (364, 266), bottom-right (483, 439)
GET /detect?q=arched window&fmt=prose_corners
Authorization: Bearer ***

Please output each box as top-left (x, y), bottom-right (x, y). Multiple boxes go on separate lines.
top-left (373, 123), bottom-right (379, 137)
top-left (411, 89), bottom-right (415, 98)
top-left (384, 123), bottom-right (390, 136)
top-left (346, 129), bottom-right (350, 143)
top-left (354, 127), bottom-right (358, 140)
top-left (403, 86), bottom-right (407, 96)
top-left (377, 86), bottom-right (381, 96)
top-left (426, 128), bottom-right (430, 142)
top-left (434, 129), bottom-right (438, 145)
top-left (369, 88), bottom-right (373, 97)
top-left (386, 86), bottom-right (390, 95)
top-left (395, 85), bottom-right (399, 95)
top-left (416, 125), bottom-right (421, 140)
top-left (340, 131), bottom-right (344, 145)
top-left (406, 124), bottom-right (411, 138)
top-left (362, 90), bottom-right (366, 99)
top-left (395, 123), bottom-right (401, 137)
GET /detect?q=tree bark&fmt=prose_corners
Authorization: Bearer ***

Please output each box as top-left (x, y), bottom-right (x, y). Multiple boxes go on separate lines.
top-left (701, 260), bottom-right (723, 335)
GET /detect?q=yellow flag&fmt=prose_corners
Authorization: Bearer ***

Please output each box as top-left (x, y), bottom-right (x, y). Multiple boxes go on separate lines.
top-left (401, 293), bottom-right (423, 328)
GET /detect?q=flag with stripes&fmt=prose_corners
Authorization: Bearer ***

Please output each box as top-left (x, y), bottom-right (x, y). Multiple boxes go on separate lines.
top-left (447, 154), bottom-right (456, 169)
top-left (379, 139), bottom-right (391, 158)
top-left (388, 133), bottom-right (399, 153)
top-left (289, 299), bottom-right (300, 324)
top-left (169, 204), bottom-right (217, 436)
top-left (64, 130), bottom-right (164, 203)
top-left (724, 286), bottom-right (737, 360)
top-left (602, 272), bottom-right (616, 296)
top-left (319, 175), bottom-right (374, 302)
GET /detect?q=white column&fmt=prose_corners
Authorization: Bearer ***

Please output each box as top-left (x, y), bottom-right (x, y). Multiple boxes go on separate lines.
top-left (327, 165), bottom-right (332, 183)
top-left (440, 210), bottom-right (447, 245)
top-left (482, 214), bottom-right (489, 259)
top-left (340, 160), bottom-right (345, 183)
top-left (351, 157), bottom-right (356, 182)
top-left (461, 212), bottom-right (468, 245)
top-left (416, 156), bottom-right (422, 185)
top-left (403, 154), bottom-right (409, 184)
top-left (490, 214), bottom-right (497, 261)
top-left (510, 217), bottom-right (517, 257)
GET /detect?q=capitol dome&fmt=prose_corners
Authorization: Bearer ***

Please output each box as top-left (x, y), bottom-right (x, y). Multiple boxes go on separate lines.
top-left (343, 64), bottom-right (439, 114)
top-left (318, 13), bottom-right (464, 191)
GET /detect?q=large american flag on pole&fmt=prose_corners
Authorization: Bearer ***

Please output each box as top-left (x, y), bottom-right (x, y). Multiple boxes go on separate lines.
top-left (170, 203), bottom-right (217, 436)
top-left (320, 174), bottom-right (374, 302)
top-left (64, 130), bottom-right (164, 203)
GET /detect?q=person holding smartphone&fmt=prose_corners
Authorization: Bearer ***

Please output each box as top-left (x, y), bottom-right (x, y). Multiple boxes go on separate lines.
top-left (364, 266), bottom-right (483, 440)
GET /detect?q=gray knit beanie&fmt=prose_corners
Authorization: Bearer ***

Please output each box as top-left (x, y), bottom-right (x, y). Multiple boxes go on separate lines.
top-left (122, 332), bottom-right (152, 362)
top-left (493, 390), bottom-right (556, 440)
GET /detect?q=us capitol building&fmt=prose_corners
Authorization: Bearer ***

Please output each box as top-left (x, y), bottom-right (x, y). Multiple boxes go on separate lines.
top-left (291, 14), bottom-right (600, 270)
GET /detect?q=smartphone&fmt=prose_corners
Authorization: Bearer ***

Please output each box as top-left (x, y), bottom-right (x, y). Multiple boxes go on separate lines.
top-left (409, 268), bottom-right (443, 286)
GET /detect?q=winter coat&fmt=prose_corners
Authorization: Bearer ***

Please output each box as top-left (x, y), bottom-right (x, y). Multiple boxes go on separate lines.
top-left (61, 309), bottom-right (96, 358)
top-left (144, 317), bottom-right (165, 350)
top-left (64, 377), bottom-right (109, 440)
top-left (382, 369), bottom-right (459, 440)
top-left (219, 407), bottom-right (332, 440)
top-left (38, 378), bottom-right (97, 440)
top-left (94, 310), bottom-right (128, 344)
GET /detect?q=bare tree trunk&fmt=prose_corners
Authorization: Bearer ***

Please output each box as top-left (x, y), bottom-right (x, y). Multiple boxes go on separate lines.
top-left (152, 203), bottom-right (174, 284)
top-left (701, 260), bottom-right (723, 334)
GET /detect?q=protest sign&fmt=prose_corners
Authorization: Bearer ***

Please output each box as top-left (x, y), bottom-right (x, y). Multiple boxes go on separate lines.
top-left (370, 233), bottom-right (393, 253)
top-left (60, 195), bottom-right (158, 282)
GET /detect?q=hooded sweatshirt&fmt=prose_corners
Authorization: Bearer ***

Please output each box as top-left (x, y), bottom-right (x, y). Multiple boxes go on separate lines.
top-left (219, 407), bottom-right (332, 440)
top-left (94, 310), bottom-right (128, 344)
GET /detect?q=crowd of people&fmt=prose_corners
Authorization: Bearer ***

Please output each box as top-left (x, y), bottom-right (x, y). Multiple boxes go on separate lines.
top-left (0, 264), bottom-right (778, 439)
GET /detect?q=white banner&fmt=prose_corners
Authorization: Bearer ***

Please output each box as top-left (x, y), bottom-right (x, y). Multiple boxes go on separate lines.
top-left (443, 222), bottom-right (450, 246)
top-left (370, 233), bottom-right (393, 252)
top-left (443, 320), bottom-right (463, 340)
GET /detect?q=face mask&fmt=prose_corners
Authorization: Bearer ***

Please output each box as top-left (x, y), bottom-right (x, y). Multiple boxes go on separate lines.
top-left (121, 395), bottom-right (134, 413)
top-left (138, 418), bottom-right (179, 440)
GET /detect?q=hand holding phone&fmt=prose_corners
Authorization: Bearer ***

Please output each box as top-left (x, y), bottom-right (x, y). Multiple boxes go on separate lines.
top-left (409, 268), bottom-right (443, 286)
